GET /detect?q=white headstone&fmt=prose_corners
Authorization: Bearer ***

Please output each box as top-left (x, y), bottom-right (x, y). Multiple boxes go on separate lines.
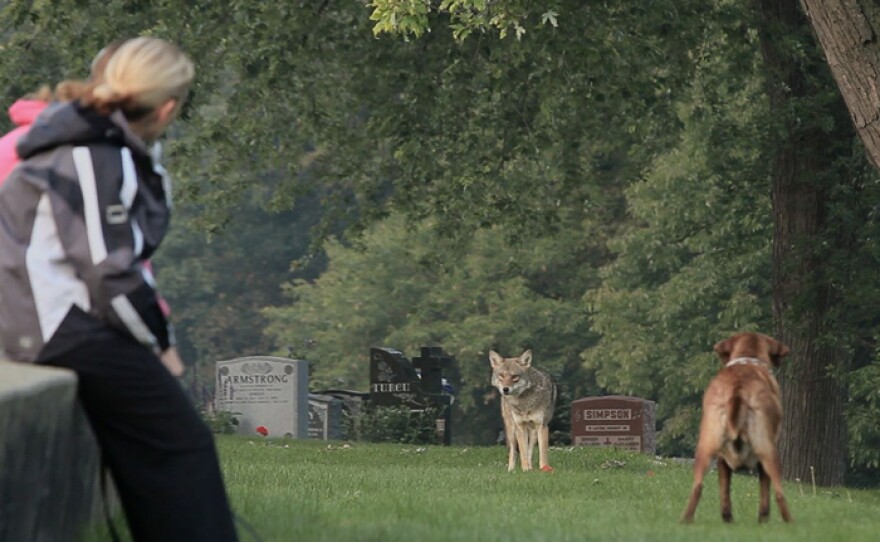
top-left (215, 356), bottom-right (308, 438)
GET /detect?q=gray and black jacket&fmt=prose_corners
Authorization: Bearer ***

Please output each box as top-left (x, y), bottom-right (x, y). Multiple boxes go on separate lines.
top-left (0, 102), bottom-right (173, 362)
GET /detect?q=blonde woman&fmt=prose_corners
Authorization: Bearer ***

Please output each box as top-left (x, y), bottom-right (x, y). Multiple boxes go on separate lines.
top-left (0, 38), bottom-right (238, 541)
top-left (0, 41), bottom-right (185, 378)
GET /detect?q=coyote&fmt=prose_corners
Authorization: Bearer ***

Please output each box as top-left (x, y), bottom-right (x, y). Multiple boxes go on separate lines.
top-left (489, 349), bottom-right (557, 472)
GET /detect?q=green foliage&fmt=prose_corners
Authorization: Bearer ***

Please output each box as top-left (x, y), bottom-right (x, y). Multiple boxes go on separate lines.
top-left (346, 405), bottom-right (442, 444)
top-left (152, 193), bottom-right (323, 387)
top-left (369, 0), bottom-right (431, 38)
top-left (369, 0), bottom-right (561, 40)
top-left (584, 10), bottom-right (773, 457)
top-left (849, 370), bottom-right (880, 470)
top-left (201, 409), bottom-right (240, 435)
top-left (1, 0), bottom-right (706, 272)
top-left (263, 213), bottom-right (601, 443)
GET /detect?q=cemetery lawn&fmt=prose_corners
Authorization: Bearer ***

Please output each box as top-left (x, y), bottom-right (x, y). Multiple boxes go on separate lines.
top-left (212, 436), bottom-right (880, 542)
top-left (88, 436), bottom-right (880, 541)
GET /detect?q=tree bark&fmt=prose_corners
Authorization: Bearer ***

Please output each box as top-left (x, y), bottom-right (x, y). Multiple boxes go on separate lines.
top-left (754, 0), bottom-right (850, 486)
top-left (800, 0), bottom-right (880, 170)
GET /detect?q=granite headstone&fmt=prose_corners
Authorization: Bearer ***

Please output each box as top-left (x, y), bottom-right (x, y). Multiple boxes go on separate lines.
top-left (369, 346), bottom-right (454, 444)
top-left (215, 356), bottom-right (308, 438)
top-left (570, 395), bottom-right (656, 454)
top-left (308, 393), bottom-right (343, 440)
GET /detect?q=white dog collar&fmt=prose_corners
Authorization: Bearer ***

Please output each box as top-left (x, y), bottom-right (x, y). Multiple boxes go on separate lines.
top-left (726, 356), bottom-right (768, 368)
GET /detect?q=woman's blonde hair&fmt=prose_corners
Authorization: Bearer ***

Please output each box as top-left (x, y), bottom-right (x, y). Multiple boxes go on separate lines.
top-left (81, 37), bottom-right (194, 118)
top-left (23, 85), bottom-right (54, 102)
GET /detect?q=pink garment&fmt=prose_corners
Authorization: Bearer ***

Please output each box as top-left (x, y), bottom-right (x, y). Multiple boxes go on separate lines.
top-left (0, 99), bottom-right (48, 183)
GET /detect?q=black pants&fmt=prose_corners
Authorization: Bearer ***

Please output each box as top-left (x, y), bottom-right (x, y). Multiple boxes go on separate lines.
top-left (43, 333), bottom-right (239, 542)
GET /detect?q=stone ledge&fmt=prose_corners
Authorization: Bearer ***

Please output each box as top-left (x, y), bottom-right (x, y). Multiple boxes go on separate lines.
top-left (0, 360), bottom-right (76, 397)
top-left (0, 360), bottom-right (106, 542)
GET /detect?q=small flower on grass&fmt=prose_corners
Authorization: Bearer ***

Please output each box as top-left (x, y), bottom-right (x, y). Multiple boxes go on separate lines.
top-left (255, 425), bottom-right (269, 437)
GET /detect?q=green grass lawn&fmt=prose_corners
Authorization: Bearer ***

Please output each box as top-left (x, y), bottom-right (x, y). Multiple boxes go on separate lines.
top-left (215, 436), bottom-right (880, 542)
top-left (87, 436), bottom-right (880, 541)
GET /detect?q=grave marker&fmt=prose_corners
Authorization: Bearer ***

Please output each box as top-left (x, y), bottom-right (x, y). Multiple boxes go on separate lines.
top-left (570, 395), bottom-right (656, 454)
top-left (369, 346), bottom-right (454, 444)
top-left (369, 348), bottom-right (422, 408)
top-left (308, 393), bottom-right (343, 440)
top-left (215, 356), bottom-right (308, 438)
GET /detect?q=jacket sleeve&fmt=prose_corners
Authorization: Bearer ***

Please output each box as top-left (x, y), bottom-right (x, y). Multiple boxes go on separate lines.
top-left (56, 144), bottom-right (173, 353)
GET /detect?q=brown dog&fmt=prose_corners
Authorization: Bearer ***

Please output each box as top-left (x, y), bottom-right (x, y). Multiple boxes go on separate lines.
top-left (681, 332), bottom-right (793, 523)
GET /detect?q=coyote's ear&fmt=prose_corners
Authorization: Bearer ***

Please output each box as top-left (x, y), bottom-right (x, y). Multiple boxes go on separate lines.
top-left (769, 338), bottom-right (790, 367)
top-left (489, 350), bottom-right (504, 368)
top-left (714, 339), bottom-right (732, 364)
top-left (518, 349), bottom-right (532, 368)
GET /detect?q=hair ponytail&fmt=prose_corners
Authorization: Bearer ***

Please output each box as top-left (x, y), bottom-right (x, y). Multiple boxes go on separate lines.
top-left (74, 37), bottom-right (194, 119)
top-left (78, 82), bottom-right (140, 116)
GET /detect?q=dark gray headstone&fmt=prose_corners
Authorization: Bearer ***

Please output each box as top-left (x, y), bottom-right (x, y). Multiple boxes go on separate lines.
top-left (313, 389), bottom-right (369, 440)
top-left (308, 394), bottom-right (342, 440)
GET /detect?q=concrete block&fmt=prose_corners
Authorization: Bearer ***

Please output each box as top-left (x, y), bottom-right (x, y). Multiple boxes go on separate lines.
top-left (0, 360), bottom-right (106, 542)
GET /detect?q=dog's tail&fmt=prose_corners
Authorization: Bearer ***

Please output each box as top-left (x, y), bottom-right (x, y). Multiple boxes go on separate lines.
top-left (726, 390), bottom-right (746, 440)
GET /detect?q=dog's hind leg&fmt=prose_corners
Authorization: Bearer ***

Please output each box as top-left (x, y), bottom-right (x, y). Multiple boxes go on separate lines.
top-left (681, 411), bottom-right (725, 523)
top-left (682, 414), bottom-right (722, 523)
top-left (752, 412), bottom-right (792, 523)
top-left (757, 463), bottom-right (771, 522)
top-left (681, 450), bottom-right (711, 523)
top-left (718, 459), bottom-right (733, 522)
top-left (757, 451), bottom-right (792, 522)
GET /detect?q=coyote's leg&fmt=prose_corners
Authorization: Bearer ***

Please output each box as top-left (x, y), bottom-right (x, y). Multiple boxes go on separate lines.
top-left (506, 435), bottom-right (518, 472)
top-left (538, 424), bottom-right (551, 470)
top-left (525, 425), bottom-right (538, 470)
top-left (502, 401), bottom-right (517, 472)
top-left (516, 424), bottom-right (532, 471)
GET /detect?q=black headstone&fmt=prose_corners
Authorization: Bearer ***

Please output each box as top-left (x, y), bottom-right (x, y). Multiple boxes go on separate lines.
top-left (412, 346), bottom-right (453, 395)
top-left (369, 346), bottom-right (455, 445)
top-left (369, 347), bottom-right (422, 408)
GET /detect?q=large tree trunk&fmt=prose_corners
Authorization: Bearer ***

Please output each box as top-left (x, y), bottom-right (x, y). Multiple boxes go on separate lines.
top-left (755, 0), bottom-right (850, 486)
top-left (800, 0), bottom-right (880, 171)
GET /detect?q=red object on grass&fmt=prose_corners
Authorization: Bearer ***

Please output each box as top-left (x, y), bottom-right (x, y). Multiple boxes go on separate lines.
top-left (255, 425), bottom-right (268, 437)
top-left (540, 465), bottom-right (554, 472)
